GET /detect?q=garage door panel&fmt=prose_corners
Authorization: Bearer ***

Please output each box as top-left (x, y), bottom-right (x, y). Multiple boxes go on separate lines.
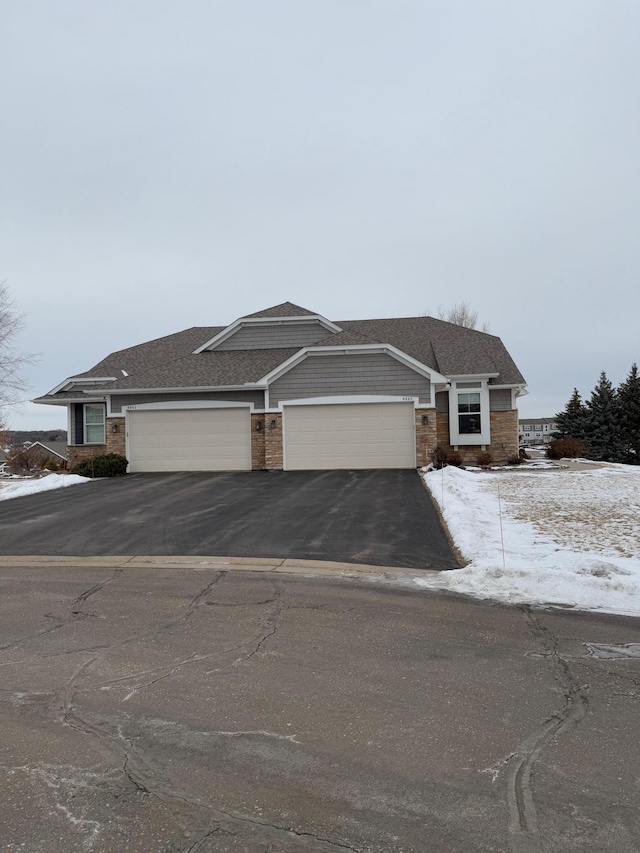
top-left (284, 402), bottom-right (415, 470)
top-left (127, 408), bottom-right (251, 472)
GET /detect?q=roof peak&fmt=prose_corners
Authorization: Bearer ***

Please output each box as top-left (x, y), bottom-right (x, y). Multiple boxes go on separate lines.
top-left (242, 302), bottom-right (319, 319)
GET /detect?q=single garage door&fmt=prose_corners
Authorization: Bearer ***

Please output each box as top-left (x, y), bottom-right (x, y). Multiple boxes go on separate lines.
top-left (283, 402), bottom-right (416, 470)
top-left (127, 407), bottom-right (251, 472)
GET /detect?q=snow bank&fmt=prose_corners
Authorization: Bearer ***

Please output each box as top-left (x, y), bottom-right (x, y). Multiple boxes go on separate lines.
top-left (0, 473), bottom-right (91, 501)
top-left (416, 465), bottom-right (640, 616)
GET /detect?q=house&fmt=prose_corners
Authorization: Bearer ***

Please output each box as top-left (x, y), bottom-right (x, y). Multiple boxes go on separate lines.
top-left (34, 302), bottom-right (526, 471)
top-left (26, 440), bottom-right (69, 469)
top-left (519, 417), bottom-right (558, 446)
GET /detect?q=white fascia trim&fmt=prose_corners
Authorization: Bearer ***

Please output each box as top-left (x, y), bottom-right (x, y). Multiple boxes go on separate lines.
top-left (280, 395), bottom-right (421, 407)
top-left (257, 344), bottom-right (449, 386)
top-left (104, 384), bottom-right (265, 395)
top-left (487, 383), bottom-right (522, 390)
top-left (33, 396), bottom-right (107, 406)
top-left (122, 400), bottom-right (254, 412)
top-left (33, 398), bottom-right (81, 407)
top-left (48, 376), bottom-right (117, 394)
top-left (193, 315), bottom-right (343, 354)
top-left (447, 373), bottom-right (500, 381)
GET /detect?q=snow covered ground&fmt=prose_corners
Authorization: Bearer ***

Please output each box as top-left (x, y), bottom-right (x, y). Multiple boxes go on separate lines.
top-left (0, 473), bottom-right (91, 501)
top-left (416, 463), bottom-right (640, 617)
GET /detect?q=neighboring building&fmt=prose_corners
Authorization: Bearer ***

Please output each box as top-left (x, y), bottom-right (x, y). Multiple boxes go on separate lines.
top-left (26, 440), bottom-right (69, 468)
top-left (519, 417), bottom-right (558, 446)
top-left (34, 302), bottom-right (527, 471)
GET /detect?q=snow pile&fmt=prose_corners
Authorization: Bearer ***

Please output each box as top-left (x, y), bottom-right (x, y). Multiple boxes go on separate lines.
top-left (0, 473), bottom-right (91, 501)
top-left (416, 465), bottom-right (640, 616)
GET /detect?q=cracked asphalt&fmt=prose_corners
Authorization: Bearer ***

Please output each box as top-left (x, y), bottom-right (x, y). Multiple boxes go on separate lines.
top-left (2, 565), bottom-right (640, 852)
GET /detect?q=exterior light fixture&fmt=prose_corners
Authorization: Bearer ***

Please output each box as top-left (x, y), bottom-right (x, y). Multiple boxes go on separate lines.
top-left (111, 423), bottom-right (120, 434)
top-left (421, 415), bottom-right (429, 426)
top-left (255, 420), bottom-right (263, 431)
top-left (269, 419), bottom-right (277, 430)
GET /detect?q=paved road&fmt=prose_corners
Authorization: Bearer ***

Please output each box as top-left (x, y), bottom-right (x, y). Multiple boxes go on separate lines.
top-left (0, 470), bottom-right (459, 570)
top-left (1, 564), bottom-right (639, 852)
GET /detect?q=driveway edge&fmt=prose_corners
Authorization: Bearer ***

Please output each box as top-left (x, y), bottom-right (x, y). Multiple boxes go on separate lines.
top-left (0, 554), bottom-right (439, 579)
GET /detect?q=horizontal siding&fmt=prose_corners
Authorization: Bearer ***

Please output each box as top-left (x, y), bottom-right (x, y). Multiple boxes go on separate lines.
top-left (215, 322), bottom-right (329, 350)
top-left (270, 352), bottom-right (430, 405)
top-left (110, 390), bottom-right (264, 413)
top-left (489, 389), bottom-right (513, 411)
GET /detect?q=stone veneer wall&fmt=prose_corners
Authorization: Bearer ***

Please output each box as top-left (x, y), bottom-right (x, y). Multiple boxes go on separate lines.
top-left (67, 417), bottom-right (126, 468)
top-left (414, 408), bottom-right (438, 468)
top-left (251, 413), bottom-right (266, 470)
top-left (264, 414), bottom-right (283, 470)
top-left (436, 410), bottom-right (519, 464)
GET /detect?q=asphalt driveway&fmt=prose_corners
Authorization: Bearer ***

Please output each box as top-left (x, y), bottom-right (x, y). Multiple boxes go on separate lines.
top-left (0, 470), bottom-right (459, 570)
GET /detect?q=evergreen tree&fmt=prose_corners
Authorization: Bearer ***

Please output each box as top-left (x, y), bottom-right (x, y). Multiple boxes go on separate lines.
top-left (618, 363), bottom-right (640, 464)
top-left (554, 388), bottom-right (589, 441)
top-left (586, 371), bottom-right (622, 461)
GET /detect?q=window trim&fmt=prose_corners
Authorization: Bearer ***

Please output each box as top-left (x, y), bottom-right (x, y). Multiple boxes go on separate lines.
top-left (448, 381), bottom-right (490, 445)
top-left (83, 403), bottom-right (106, 445)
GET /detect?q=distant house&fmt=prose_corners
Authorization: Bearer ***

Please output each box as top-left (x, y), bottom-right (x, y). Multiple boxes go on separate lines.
top-left (519, 417), bottom-right (558, 446)
top-left (26, 440), bottom-right (69, 469)
top-left (34, 301), bottom-right (527, 470)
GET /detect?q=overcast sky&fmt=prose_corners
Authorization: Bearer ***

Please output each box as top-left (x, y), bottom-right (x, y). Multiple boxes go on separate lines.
top-left (3, 0), bottom-right (639, 430)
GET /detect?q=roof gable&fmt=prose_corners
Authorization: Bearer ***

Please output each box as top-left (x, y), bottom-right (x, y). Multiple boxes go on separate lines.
top-left (194, 311), bottom-right (341, 354)
top-left (242, 302), bottom-right (318, 318)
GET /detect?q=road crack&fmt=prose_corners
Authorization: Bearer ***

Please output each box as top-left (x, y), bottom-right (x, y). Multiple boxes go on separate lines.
top-left (505, 608), bottom-right (589, 852)
top-left (72, 568), bottom-right (123, 608)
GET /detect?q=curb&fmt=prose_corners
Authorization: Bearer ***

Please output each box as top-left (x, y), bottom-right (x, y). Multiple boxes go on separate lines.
top-left (0, 555), bottom-right (439, 580)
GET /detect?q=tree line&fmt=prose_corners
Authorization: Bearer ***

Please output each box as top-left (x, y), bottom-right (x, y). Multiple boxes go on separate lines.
top-left (554, 364), bottom-right (640, 463)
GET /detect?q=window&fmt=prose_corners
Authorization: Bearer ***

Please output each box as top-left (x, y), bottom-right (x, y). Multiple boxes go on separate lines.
top-left (85, 404), bottom-right (106, 444)
top-left (449, 381), bottom-right (490, 445)
top-left (535, 424), bottom-right (542, 431)
top-left (458, 392), bottom-right (481, 434)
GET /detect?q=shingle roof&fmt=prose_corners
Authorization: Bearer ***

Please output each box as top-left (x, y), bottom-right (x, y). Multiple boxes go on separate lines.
top-left (75, 326), bottom-right (224, 379)
top-left (313, 329), bottom-right (381, 347)
top-left (338, 317), bottom-right (525, 385)
top-left (36, 305), bottom-right (525, 402)
top-left (102, 348), bottom-right (300, 390)
top-left (242, 302), bottom-right (318, 319)
top-left (29, 440), bottom-right (68, 459)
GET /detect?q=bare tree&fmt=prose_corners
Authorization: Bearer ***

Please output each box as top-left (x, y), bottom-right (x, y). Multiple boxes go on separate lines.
top-left (430, 301), bottom-right (491, 333)
top-left (0, 280), bottom-right (36, 424)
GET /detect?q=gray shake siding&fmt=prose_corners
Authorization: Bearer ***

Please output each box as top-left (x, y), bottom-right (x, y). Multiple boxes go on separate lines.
top-left (436, 388), bottom-right (514, 413)
top-left (489, 389), bottom-right (513, 411)
top-left (269, 353), bottom-right (431, 406)
top-left (215, 322), bottom-right (329, 351)
top-left (435, 391), bottom-right (449, 412)
top-left (110, 390), bottom-right (265, 413)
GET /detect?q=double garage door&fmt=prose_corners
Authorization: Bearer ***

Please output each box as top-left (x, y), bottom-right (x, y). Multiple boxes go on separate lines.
top-left (127, 408), bottom-right (251, 473)
top-left (126, 402), bottom-right (416, 472)
top-left (283, 402), bottom-right (416, 470)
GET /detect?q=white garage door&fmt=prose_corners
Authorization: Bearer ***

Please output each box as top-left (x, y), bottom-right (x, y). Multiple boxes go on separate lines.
top-left (283, 402), bottom-right (416, 471)
top-left (127, 408), bottom-right (251, 472)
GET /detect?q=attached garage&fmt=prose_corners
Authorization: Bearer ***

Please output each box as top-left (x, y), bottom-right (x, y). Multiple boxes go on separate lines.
top-left (126, 406), bottom-right (251, 473)
top-left (282, 400), bottom-right (416, 471)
